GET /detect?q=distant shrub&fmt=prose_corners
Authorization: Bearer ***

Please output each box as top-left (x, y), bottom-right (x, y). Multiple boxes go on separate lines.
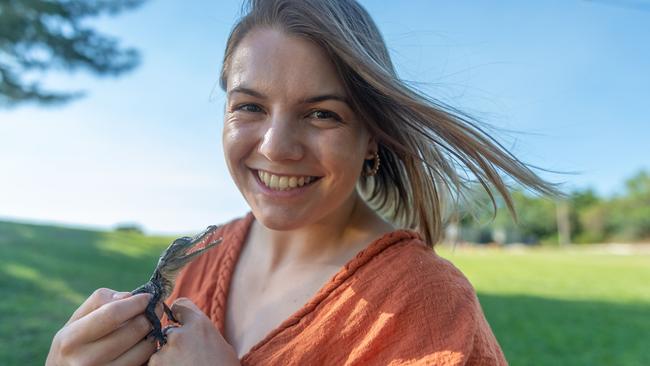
top-left (114, 223), bottom-right (144, 234)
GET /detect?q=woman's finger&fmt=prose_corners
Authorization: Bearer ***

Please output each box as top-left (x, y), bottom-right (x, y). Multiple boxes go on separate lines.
top-left (88, 301), bottom-right (164, 359)
top-left (108, 336), bottom-right (157, 366)
top-left (66, 288), bottom-right (131, 325)
top-left (65, 293), bottom-right (152, 343)
top-left (83, 313), bottom-right (154, 363)
top-left (170, 297), bottom-right (203, 325)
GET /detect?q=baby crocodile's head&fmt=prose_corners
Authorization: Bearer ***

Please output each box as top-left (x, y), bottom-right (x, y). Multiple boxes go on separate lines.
top-left (155, 225), bottom-right (222, 300)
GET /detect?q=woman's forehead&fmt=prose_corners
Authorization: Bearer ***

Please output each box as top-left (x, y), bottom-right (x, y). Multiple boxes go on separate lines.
top-left (226, 28), bottom-right (346, 99)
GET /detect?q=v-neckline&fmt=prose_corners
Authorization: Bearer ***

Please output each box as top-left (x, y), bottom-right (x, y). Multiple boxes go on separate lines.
top-left (215, 212), bottom-right (421, 362)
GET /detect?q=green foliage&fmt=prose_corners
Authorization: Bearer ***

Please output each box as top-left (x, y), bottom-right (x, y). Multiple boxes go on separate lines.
top-left (0, 0), bottom-right (147, 107)
top-left (609, 171), bottom-right (650, 240)
top-left (459, 187), bottom-right (557, 244)
top-left (573, 171), bottom-right (650, 243)
top-left (114, 222), bottom-right (144, 234)
top-left (569, 188), bottom-right (601, 243)
top-left (459, 170), bottom-right (650, 244)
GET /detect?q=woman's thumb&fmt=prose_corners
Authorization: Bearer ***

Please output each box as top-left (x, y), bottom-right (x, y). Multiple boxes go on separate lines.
top-left (170, 297), bottom-right (203, 324)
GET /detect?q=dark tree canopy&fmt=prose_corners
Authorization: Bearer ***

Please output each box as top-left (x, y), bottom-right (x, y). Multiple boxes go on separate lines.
top-left (0, 0), bottom-right (147, 107)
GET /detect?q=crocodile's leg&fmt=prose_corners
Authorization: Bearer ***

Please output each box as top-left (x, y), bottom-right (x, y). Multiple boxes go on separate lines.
top-left (143, 292), bottom-right (166, 347)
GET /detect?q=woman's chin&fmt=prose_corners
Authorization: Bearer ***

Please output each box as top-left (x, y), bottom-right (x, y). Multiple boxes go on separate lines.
top-left (253, 209), bottom-right (311, 232)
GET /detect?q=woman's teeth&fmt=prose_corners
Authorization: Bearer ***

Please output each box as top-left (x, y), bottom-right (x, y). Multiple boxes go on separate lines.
top-left (257, 170), bottom-right (316, 190)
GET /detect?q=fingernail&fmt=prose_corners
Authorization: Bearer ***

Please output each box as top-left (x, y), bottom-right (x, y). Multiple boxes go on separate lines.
top-left (112, 292), bottom-right (131, 300)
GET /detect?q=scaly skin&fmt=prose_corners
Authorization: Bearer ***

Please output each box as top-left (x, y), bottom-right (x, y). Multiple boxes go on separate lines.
top-left (131, 225), bottom-right (222, 348)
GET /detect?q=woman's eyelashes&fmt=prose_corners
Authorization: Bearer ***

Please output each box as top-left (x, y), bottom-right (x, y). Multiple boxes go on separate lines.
top-left (307, 109), bottom-right (342, 122)
top-left (231, 103), bottom-right (343, 123)
top-left (233, 103), bottom-right (263, 113)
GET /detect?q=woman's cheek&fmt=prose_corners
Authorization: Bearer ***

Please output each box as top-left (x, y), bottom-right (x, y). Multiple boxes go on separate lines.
top-left (319, 133), bottom-right (367, 171)
top-left (223, 120), bottom-right (258, 155)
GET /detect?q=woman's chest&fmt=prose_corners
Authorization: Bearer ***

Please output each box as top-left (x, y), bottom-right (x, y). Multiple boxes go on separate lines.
top-left (224, 262), bottom-right (341, 358)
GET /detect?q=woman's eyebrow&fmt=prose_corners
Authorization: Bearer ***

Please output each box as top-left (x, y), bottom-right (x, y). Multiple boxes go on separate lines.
top-left (301, 94), bottom-right (350, 106)
top-left (228, 85), bottom-right (350, 106)
top-left (228, 86), bottom-right (266, 99)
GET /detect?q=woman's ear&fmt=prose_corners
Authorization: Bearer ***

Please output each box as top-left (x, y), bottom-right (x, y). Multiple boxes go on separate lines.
top-left (365, 137), bottom-right (379, 160)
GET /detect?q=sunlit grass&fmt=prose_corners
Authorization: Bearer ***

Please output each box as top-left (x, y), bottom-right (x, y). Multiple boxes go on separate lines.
top-left (439, 246), bottom-right (650, 303)
top-left (0, 220), bottom-right (172, 365)
top-left (2, 263), bottom-right (85, 304)
top-left (438, 246), bottom-right (650, 365)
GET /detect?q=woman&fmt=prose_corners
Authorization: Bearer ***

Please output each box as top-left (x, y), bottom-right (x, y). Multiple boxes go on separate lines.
top-left (47, 0), bottom-right (557, 365)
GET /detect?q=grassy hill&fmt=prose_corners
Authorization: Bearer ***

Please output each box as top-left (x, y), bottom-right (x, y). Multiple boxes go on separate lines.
top-left (0, 220), bottom-right (649, 365)
top-left (0, 220), bottom-right (173, 365)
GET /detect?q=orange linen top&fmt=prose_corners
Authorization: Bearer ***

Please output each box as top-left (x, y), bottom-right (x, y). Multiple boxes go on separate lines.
top-left (167, 213), bottom-right (508, 365)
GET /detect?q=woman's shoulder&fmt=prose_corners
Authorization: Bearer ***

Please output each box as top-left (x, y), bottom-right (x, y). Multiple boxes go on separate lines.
top-left (333, 232), bottom-right (508, 364)
top-left (359, 232), bottom-right (478, 300)
top-left (350, 232), bottom-right (488, 330)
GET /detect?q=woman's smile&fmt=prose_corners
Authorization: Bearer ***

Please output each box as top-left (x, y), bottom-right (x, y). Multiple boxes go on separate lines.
top-left (251, 168), bottom-right (322, 198)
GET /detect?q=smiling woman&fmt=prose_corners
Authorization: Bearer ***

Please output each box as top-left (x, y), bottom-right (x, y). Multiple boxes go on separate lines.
top-left (46, 0), bottom-right (557, 365)
top-left (223, 28), bottom-right (377, 233)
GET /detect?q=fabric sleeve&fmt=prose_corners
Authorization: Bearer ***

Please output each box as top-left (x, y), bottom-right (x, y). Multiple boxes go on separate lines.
top-left (464, 296), bottom-right (509, 365)
top-left (376, 283), bottom-right (508, 366)
top-left (343, 250), bottom-right (508, 366)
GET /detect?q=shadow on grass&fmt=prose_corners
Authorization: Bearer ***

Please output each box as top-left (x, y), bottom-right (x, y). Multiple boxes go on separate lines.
top-left (478, 293), bottom-right (650, 366)
top-left (0, 220), bottom-right (172, 365)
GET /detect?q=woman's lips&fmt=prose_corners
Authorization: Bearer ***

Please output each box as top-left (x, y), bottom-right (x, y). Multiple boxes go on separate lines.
top-left (256, 169), bottom-right (320, 190)
top-left (251, 169), bottom-right (321, 196)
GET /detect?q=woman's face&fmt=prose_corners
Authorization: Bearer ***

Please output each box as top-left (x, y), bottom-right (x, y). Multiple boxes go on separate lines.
top-left (223, 28), bottom-right (374, 231)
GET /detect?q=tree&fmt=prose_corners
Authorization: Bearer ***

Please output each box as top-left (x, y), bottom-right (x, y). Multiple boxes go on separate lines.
top-left (0, 0), bottom-right (147, 107)
top-left (569, 188), bottom-right (601, 243)
top-left (457, 170), bottom-right (650, 245)
top-left (457, 186), bottom-right (559, 245)
top-left (608, 170), bottom-right (650, 241)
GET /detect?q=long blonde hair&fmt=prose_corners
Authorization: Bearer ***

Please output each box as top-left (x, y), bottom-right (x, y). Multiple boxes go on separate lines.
top-left (220, 0), bottom-right (560, 245)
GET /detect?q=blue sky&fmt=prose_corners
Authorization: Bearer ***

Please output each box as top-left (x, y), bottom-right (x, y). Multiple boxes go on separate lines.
top-left (1, 0), bottom-right (648, 235)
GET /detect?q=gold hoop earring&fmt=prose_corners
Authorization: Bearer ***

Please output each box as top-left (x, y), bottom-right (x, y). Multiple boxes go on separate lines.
top-left (363, 152), bottom-right (380, 177)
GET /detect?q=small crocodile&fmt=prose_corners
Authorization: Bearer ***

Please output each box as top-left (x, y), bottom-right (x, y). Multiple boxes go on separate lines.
top-left (131, 225), bottom-right (222, 348)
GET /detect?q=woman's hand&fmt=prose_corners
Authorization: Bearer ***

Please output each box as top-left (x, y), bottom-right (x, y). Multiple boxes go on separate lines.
top-left (149, 297), bottom-right (240, 366)
top-left (46, 288), bottom-right (160, 366)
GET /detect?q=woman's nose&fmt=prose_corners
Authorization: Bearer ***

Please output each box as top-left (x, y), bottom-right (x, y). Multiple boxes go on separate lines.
top-left (258, 112), bottom-right (304, 162)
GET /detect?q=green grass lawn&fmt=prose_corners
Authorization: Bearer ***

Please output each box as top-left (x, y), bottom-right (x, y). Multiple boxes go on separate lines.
top-left (0, 220), bottom-right (173, 365)
top-left (438, 246), bottom-right (650, 366)
top-left (1, 220), bottom-right (648, 365)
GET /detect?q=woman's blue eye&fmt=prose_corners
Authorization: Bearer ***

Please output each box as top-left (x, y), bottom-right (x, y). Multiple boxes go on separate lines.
top-left (237, 104), bottom-right (262, 113)
top-left (310, 110), bottom-right (341, 121)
